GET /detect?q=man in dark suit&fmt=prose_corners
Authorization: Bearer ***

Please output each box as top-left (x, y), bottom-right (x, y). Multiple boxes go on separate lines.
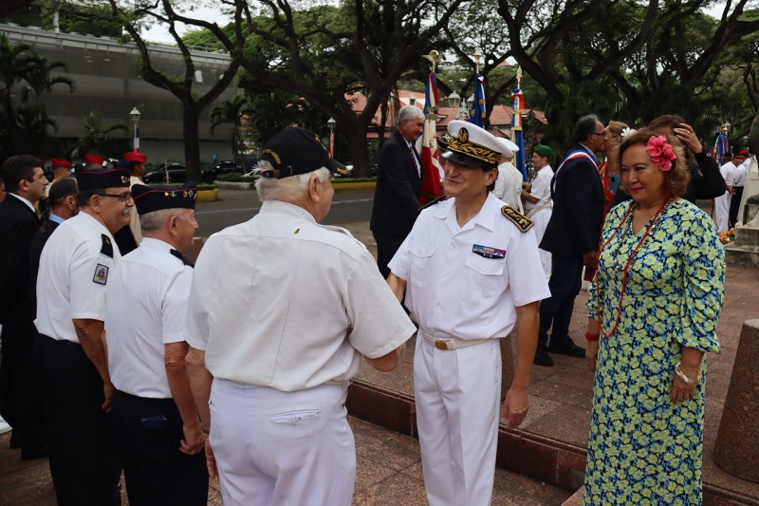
top-left (535, 115), bottom-right (606, 367)
top-left (29, 177), bottom-right (79, 301)
top-left (371, 105), bottom-right (425, 278)
top-left (0, 155), bottom-right (49, 457)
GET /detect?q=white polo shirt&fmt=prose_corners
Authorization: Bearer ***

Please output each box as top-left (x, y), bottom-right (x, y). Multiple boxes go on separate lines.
top-left (35, 211), bottom-right (121, 343)
top-left (106, 238), bottom-right (192, 398)
top-left (524, 165), bottom-right (554, 213)
top-left (389, 193), bottom-right (551, 340)
top-left (185, 200), bottom-right (415, 392)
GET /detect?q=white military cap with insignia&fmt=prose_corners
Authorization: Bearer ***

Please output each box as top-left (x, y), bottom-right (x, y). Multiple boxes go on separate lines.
top-left (442, 120), bottom-right (519, 168)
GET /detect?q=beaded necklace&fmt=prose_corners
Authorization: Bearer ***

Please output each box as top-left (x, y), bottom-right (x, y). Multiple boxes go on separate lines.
top-left (596, 197), bottom-right (671, 338)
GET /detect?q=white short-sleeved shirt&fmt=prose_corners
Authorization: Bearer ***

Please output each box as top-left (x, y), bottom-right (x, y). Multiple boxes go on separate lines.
top-left (106, 238), bottom-right (192, 398)
top-left (524, 166), bottom-right (554, 213)
top-left (734, 160), bottom-right (749, 187)
top-left (35, 212), bottom-right (121, 342)
top-left (388, 193), bottom-right (551, 340)
top-left (185, 200), bottom-right (415, 392)
top-left (493, 162), bottom-right (524, 211)
top-left (720, 161), bottom-right (736, 187)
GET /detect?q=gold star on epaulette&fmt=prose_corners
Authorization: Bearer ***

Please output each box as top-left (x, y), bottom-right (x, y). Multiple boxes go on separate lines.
top-left (501, 205), bottom-right (534, 232)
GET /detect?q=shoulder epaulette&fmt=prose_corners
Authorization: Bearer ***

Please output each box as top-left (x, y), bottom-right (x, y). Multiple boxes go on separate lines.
top-left (100, 234), bottom-right (114, 258)
top-left (417, 195), bottom-right (446, 213)
top-left (170, 249), bottom-right (194, 268)
top-left (501, 205), bottom-right (534, 233)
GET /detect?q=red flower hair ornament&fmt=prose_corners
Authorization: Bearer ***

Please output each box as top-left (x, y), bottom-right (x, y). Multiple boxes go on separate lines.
top-left (645, 135), bottom-right (677, 172)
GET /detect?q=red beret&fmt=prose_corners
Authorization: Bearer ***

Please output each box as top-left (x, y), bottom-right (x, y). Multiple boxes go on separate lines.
top-left (123, 152), bottom-right (147, 164)
top-left (84, 154), bottom-right (105, 166)
top-left (51, 158), bottom-right (72, 169)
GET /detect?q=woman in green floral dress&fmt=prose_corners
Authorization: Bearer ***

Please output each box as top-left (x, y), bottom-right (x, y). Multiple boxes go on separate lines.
top-left (584, 129), bottom-right (725, 505)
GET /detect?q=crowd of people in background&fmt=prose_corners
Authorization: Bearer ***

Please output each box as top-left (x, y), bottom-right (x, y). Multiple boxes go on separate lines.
top-left (0, 105), bottom-right (747, 505)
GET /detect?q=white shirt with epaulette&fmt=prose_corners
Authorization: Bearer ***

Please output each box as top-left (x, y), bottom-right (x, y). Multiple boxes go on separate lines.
top-left (105, 237), bottom-right (193, 399)
top-left (35, 211), bottom-right (121, 343)
top-left (389, 192), bottom-right (551, 341)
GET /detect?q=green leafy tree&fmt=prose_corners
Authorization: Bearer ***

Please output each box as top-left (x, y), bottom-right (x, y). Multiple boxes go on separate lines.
top-left (0, 32), bottom-right (74, 160)
top-left (48, 0), bottom-right (243, 181)
top-left (163, 0), bottom-right (467, 176)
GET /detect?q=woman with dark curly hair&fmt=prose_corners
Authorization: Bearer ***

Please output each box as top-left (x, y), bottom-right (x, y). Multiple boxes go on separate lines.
top-left (583, 129), bottom-right (725, 505)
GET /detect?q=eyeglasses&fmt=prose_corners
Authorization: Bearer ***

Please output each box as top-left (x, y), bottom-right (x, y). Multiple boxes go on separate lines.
top-left (94, 192), bottom-right (133, 203)
top-left (590, 132), bottom-right (605, 137)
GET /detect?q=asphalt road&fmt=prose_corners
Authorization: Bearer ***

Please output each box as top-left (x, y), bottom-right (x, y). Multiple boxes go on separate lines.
top-left (195, 188), bottom-right (374, 237)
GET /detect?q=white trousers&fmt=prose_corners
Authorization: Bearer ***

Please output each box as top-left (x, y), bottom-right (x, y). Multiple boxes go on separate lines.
top-left (209, 380), bottom-right (355, 506)
top-left (714, 192), bottom-right (732, 232)
top-left (414, 336), bottom-right (501, 506)
top-left (529, 207), bottom-right (553, 281)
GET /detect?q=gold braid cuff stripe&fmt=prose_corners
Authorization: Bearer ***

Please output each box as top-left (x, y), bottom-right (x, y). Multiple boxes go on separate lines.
top-left (447, 138), bottom-right (501, 165)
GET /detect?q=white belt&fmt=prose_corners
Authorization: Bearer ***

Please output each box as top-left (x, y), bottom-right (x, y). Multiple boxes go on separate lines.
top-left (527, 202), bottom-right (552, 219)
top-left (419, 330), bottom-right (492, 351)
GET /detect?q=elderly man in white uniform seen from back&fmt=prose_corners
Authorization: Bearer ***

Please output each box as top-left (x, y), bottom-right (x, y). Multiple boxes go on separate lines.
top-left (387, 120), bottom-right (551, 506)
top-left (185, 127), bottom-right (415, 506)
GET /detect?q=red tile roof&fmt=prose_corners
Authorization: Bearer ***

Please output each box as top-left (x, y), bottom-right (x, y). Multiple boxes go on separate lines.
top-left (348, 89), bottom-right (548, 139)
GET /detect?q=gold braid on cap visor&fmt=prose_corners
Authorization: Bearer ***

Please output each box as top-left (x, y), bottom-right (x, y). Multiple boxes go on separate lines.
top-left (447, 138), bottom-right (501, 165)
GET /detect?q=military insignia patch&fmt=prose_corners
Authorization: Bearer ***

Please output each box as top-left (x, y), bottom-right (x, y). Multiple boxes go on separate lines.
top-left (93, 263), bottom-right (109, 285)
top-left (501, 205), bottom-right (534, 232)
top-left (472, 244), bottom-right (506, 259)
top-left (457, 127), bottom-right (469, 142)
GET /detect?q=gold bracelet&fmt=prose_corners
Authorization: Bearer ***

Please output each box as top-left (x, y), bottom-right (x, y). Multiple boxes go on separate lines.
top-left (675, 361), bottom-right (700, 386)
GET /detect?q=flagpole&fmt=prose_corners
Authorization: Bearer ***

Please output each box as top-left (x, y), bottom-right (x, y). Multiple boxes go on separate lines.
top-left (511, 66), bottom-right (527, 181)
top-left (470, 49), bottom-right (486, 128)
top-left (419, 50), bottom-right (443, 204)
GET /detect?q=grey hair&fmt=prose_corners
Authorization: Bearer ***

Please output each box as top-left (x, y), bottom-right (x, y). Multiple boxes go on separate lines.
top-left (139, 208), bottom-right (181, 232)
top-left (397, 105), bottom-right (424, 126)
top-left (255, 160), bottom-right (331, 201)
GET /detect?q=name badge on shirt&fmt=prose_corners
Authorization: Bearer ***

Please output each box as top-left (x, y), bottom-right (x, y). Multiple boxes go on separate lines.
top-left (93, 263), bottom-right (109, 285)
top-left (472, 244), bottom-right (505, 259)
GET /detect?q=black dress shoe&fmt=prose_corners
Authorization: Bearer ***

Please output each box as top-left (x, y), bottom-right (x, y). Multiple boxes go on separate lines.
top-left (533, 347), bottom-right (554, 367)
top-left (548, 340), bottom-right (586, 357)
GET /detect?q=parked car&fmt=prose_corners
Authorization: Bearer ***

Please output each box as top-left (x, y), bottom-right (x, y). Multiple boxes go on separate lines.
top-left (143, 163), bottom-right (187, 184)
top-left (202, 160), bottom-right (243, 184)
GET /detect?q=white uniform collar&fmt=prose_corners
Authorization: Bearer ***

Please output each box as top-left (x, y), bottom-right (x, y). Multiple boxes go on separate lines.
top-left (433, 193), bottom-right (499, 232)
top-left (79, 209), bottom-right (114, 236)
top-left (139, 237), bottom-right (175, 252)
top-left (259, 199), bottom-right (317, 223)
top-left (8, 192), bottom-right (35, 213)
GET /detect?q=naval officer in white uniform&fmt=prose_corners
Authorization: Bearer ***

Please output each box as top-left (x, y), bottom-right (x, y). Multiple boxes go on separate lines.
top-left (387, 120), bottom-right (551, 506)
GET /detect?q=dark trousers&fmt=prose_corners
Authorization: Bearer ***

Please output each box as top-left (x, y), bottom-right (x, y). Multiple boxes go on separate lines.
top-left (37, 334), bottom-right (121, 506)
top-left (111, 390), bottom-right (208, 506)
top-left (538, 254), bottom-right (584, 349)
top-left (729, 186), bottom-right (744, 228)
top-left (373, 232), bottom-right (406, 279)
top-left (0, 327), bottom-right (47, 450)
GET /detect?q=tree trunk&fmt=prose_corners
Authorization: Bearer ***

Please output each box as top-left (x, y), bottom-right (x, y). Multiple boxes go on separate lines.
top-left (343, 122), bottom-right (371, 178)
top-left (183, 101), bottom-right (202, 183)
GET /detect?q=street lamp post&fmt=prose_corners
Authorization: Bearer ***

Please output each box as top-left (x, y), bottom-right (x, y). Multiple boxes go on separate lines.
top-left (130, 107), bottom-right (141, 152)
top-left (327, 117), bottom-right (336, 157)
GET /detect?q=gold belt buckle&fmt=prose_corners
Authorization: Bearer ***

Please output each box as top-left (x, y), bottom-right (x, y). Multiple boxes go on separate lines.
top-left (435, 340), bottom-right (450, 350)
